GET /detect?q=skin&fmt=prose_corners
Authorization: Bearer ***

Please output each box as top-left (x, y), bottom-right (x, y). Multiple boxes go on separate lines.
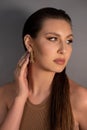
top-left (0, 19), bottom-right (87, 130)
top-left (24, 19), bottom-right (73, 103)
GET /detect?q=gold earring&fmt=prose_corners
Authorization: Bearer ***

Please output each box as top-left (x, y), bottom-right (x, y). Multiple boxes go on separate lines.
top-left (30, 51), bottom-right (34, 63)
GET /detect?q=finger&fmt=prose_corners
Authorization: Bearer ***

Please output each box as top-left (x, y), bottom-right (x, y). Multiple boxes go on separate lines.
top-left (17, 52), bottom-right (28, 67)
top-left (15, 53), bottom-right (29, 78)
top-left (20, 54), bottom-right (30, 77)
top-left (17, 51), bottom-right (29, 67)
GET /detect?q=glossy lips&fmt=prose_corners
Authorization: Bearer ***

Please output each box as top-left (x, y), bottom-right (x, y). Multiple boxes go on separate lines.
top-left (53, 58), bottom-right (65, 65)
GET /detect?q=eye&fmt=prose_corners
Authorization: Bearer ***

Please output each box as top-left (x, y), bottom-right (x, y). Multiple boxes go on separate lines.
top-left (47, 37), bottom-right (57, 41)
top-left (66, 39), bottom-right (73, 44)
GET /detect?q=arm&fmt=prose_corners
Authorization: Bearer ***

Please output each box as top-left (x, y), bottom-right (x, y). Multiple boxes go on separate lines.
top-left (0, 52), bottom-right (30, 130)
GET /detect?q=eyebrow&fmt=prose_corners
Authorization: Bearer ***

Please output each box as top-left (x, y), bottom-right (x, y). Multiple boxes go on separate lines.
top-left (44, 32), bottom-right (74, 38)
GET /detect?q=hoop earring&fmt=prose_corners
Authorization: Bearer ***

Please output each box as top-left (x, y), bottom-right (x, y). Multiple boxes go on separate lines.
top-left (30, 51), bottom-right (34, 63)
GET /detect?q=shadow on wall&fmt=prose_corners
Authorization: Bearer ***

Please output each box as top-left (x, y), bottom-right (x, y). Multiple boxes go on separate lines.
top-left (0, 7), bottom-right (31, 86)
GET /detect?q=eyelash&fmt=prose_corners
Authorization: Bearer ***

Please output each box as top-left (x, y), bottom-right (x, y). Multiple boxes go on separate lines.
top-left (66, 39), bottom-right (73, 44)
top-left (47, 37), bottom-right (73, 44)
top-left (47, 37), bottom-right (57, 41)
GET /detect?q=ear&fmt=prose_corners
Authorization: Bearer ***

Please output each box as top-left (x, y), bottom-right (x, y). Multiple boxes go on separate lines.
top-left (24, 34), bottom-right (33, 52)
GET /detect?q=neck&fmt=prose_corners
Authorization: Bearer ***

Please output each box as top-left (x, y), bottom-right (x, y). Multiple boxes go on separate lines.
top-left (28, 64), bottom-right (55, 96)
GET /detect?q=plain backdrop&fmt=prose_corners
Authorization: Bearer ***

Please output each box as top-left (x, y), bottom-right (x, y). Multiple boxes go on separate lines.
top-left (0, 0), bottom-right (87, 87)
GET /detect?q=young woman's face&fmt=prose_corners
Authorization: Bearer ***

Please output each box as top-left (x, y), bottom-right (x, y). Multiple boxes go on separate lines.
top-left (31, 19), bottom-right (73, 73)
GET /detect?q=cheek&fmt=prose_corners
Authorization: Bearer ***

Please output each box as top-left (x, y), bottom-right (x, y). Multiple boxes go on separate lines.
top-left (69, 47), bottom-right (72, 56)
top-left (33, 46), bottom-right (46, 63)
top-left (33, 43), bottom-right (53, 59)
top-left (67, 47), bottom-right (72, 60)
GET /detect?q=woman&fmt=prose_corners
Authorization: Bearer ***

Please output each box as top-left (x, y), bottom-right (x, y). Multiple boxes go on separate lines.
top-left (0, 7), bottom-right (87, 130)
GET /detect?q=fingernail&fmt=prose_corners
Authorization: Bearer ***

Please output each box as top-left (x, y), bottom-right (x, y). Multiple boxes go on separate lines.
top-left (26, 52), bottom-right (30, 59)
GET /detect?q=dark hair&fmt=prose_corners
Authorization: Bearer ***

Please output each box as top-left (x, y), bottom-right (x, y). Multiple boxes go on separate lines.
top-left (22, 7), bottom-right (72, 39)
top-left (22, 7), bottom-right (74, 130)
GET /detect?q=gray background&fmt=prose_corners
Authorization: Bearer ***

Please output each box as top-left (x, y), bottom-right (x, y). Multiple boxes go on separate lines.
top-left (0, 0), bottom-right (87, 87)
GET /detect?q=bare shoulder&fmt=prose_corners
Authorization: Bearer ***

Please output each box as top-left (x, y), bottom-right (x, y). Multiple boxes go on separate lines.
top-left (0, 82), bottom-right (17, 125)
top-left (69, 79), bottom-right (87, 103)
top-left (0, 81), bottom-right (17, 108)
top-left (69, 79), bottom-right (87, 130)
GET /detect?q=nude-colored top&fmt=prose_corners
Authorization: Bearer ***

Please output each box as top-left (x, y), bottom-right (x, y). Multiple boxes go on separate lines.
top-left (20, 96), bottom-right (50, 130)
top-left (0, 80), bottom-right (87, 130)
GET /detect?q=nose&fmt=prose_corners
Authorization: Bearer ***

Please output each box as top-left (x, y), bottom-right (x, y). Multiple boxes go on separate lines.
top-left (57, 41), bottom-right (66, 54)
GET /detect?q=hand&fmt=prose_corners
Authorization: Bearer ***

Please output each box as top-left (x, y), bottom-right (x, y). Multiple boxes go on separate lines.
top-left (14, 52), bottom-right (30, 100)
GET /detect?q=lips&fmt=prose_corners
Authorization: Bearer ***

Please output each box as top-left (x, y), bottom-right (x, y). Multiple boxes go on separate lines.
top-left (53, 58), bottom-right (65, 65)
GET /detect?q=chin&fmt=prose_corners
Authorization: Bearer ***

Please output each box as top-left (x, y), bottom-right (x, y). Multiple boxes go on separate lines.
top-left (55, 67), bottom-right (65, 73)
top-left (56, 70), bottom-right (64, 73)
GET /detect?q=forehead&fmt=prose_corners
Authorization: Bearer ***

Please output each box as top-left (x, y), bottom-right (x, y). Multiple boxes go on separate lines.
top-left (39, 19), bottom-right (72, 35)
